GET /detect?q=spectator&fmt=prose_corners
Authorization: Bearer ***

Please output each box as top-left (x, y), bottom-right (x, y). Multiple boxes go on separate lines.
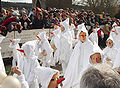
top-left (20, 14), bottom-right (32, 30)
top-left (32, 12), bottom-right (44, 29)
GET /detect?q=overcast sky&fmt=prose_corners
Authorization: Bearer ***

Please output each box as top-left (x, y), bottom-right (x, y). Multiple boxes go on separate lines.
top-left (1, 0), bottom-right (83, 3)
top-left (1, 0), bottom-right (32, 3)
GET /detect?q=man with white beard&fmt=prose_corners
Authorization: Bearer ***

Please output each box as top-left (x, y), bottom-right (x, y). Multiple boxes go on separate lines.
top-left (59, 18), bottom-right (73, 74)
top-left (63, 23), bottom-right (93, 88)
top-left (0, 37), bottom-right (5, 73)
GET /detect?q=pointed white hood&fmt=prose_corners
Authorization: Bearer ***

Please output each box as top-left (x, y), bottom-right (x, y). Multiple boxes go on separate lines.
top-left (35, 67), bottom-right (59, 88)
top-left (60, 18), bottom-right (69, 31)
top-left (36, 32), bottom-right (47, 42)
top-left (91, 41), bottom-right (103, 56)
top-left (112, 22), bottom-right (118, 27)
top-left (22, 43), bottom-right (35, 58)
top-left (107, 35), bottom-right (114, 42)
top-left (9, 39), bottom-right (21, 48)
top-left (77, 23), bottom-right (88, 39)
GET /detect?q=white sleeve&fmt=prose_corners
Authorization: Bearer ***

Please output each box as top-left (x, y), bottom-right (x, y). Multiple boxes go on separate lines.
top-left (17, 74), bottom-right (29, 88)
top-left (113, 51), bottom-right (120, 69)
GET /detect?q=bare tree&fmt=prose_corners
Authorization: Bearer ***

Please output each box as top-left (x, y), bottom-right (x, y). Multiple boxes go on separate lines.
top-left (75, 0), bottom-right (119, 16)
top-left (32, 0), bottom-right (46, 9)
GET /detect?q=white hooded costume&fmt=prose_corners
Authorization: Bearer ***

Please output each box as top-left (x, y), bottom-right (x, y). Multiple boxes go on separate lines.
top-left (9, 39), bottom-right (21, 67)
top-left (0, 37), bottom-right (5, 73)
top-left (35, 67), bottom-right (60, 88)
top-left (70, 24), bottom-right (76, 46)
top-left (103, 36), bottom-right (118, 62)
top-left (110, 22), bottom-right (120, 49)
top-left (59, 18), bottom-right (73, 74)
top-left (113, 48), bottom-right (120, 69)
top-left (36, 32), bottom-right (53, 67)
top-left (16, 42), bottom-right (40, 88)
top-left (63, 23), bottom-right (93, 88)
top-left (50, 27), bottom-right (61, 65)
top-left (89, 28), bottom-right (99, 44)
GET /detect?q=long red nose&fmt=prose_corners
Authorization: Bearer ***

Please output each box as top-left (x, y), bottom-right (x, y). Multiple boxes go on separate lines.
top-left (36, 35), bottom-right (39, 39)
top-left (57, 78), bottom-right (65, 84)
top-left (17, 49), bottom-right (24, 53)
top-left (74, 37), bottom-right (77, 39)
top-left (82, 35), bottom-right (84, 38)
top-left (10, 40), bottom-right (13, 42)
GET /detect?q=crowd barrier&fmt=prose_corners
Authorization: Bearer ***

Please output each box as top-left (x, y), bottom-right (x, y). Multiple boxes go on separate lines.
top-left (0, 29), bottom-right (54, 58)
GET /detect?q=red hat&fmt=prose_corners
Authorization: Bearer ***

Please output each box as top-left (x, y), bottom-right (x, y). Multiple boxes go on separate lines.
top-left (17, 49), bottom-right (24, 53)
top-left (57, 78), bottom-right (65, 84)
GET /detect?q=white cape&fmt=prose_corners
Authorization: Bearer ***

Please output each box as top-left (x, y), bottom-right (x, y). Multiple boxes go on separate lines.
top-left (63, 39), bottom-right (93, 88)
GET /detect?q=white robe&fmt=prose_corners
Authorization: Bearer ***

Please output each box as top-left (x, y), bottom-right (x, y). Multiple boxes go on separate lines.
top-left (110, 26), bottom-right (120, 49)
top-left (50, 30), bottom-right (61, 65)
top-left (103, 47), bottom-right (118, 62)
top-left (59, 30), bottom-right (73, 74)
top-left (63, 39), bottom-right (93, 88)
top-left (17, 74), bottom-right (29, 88)
top-left (113, 49), bottom-right (120, 69)
top-left (89, 28), bottom-right (99, 44)
top-left (38, 40), bottom-right (53, 67)
top-left (16, 43), bottom-right (40, 88)
top-left (10, 44), bottom-right (21, 67)
top-left (0, 47), bottom-right (5, 73)
top-left (35, 67), bottom-right (59, 88)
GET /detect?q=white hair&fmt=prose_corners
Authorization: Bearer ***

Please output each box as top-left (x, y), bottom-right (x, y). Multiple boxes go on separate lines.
top-left (80, 64), bottom-right (120, 88)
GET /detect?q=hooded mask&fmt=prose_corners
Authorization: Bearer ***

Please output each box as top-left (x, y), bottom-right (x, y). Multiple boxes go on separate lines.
top-left (90, 42), bottom-right (103, 64)
top-left (36, 32), bottom-right (47, 42)
top-left (9, 39), bottom-right (21, 48)
top-left (35, 67), bottom-right (59, 88)
top-left (21, 43), bottom-right (35, 58)
top-left (60, 18), bottom-right (69, 32)
top-left (77, 23), bottom-right (88, 40)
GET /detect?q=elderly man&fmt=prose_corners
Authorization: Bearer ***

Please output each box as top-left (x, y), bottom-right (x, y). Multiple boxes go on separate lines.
top-left (80, 64), bottom-right (120, 88)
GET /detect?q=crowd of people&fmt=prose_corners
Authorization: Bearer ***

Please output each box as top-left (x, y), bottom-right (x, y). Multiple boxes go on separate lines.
top-left (0, 7), bottom-right (120, 88)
